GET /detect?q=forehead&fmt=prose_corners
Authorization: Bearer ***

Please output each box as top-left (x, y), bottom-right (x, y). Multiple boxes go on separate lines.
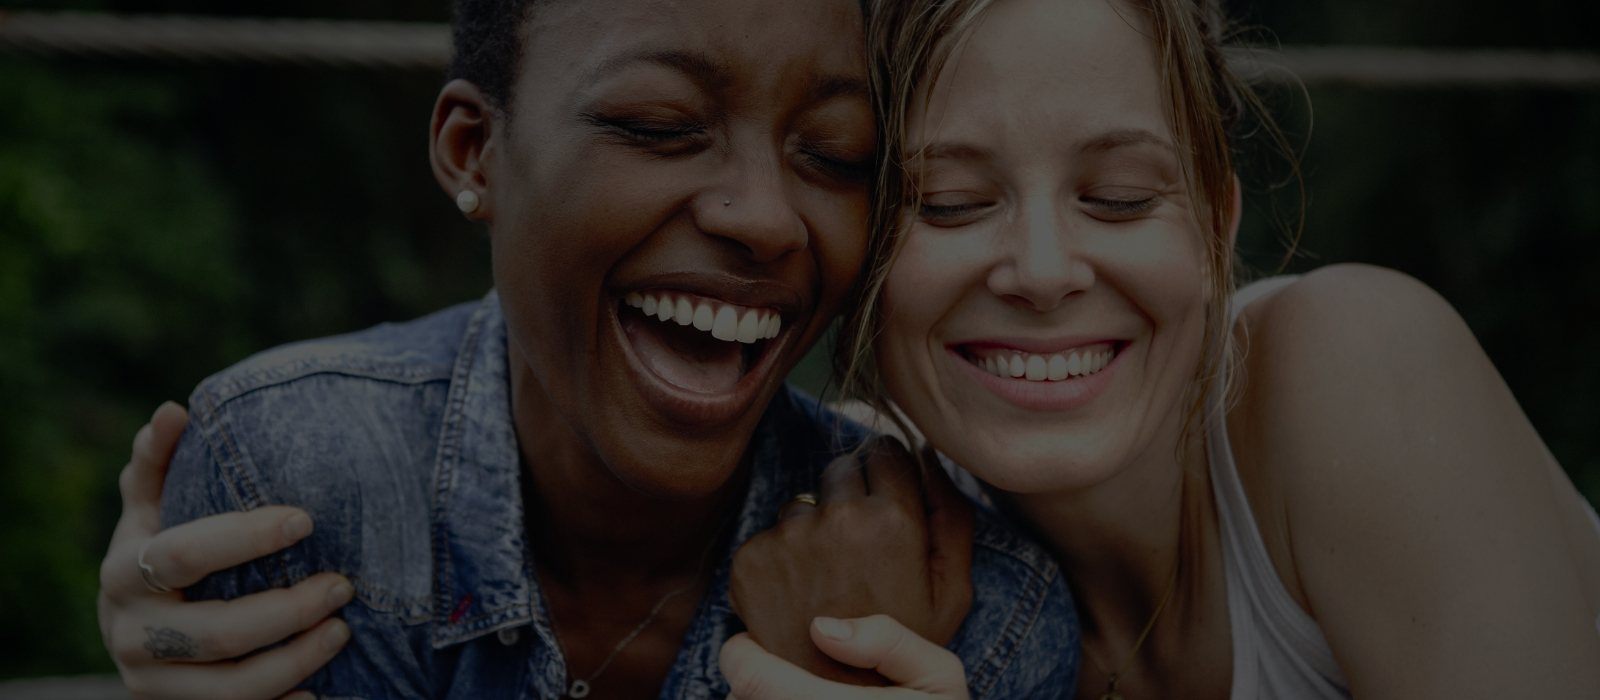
top-left (521, 0), bottom-right (867, 100)
top-left (912, 0), bottom-right (1168, 151)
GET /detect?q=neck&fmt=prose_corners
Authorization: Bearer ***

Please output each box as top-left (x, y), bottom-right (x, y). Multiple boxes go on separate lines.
top-left (1005, 409), bottom-right (1204, 644)
top-left (510, 368), bottom-right (746, 592)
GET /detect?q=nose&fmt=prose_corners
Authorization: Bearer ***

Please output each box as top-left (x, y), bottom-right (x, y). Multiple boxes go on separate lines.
top-left (694, 146), bottom-right (808, 263)
top-left (986, 197), bottom-right (1093, 312)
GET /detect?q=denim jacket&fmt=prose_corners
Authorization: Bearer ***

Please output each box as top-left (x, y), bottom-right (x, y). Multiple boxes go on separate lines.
top-left (162, 291), bottom-right (1080, 699)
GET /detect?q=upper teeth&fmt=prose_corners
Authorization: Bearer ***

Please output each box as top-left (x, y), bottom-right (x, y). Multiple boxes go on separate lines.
top-left (624, 292), bottom-right (781, 345)
top-left (972, 346), bottom-right (1115, 382)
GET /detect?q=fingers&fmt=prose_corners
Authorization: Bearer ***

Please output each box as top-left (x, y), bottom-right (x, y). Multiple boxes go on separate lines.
top-left (778, 494), bottom-right (818, 522)
top-left (134, 617), bottom-right (349, 700)
top-left (116, 573), bottom-right (354, 664)
top-left (820, 453), bottom-right (868, 503)
top-left (721, 632), bottom-right (870, 700)
top-left (119, 402), bottom-right (189, 531)
top-left (810, 615), bottom-right (969, 695)
top-left (919, 447), bottom-right (974, 620)
top-left (144, 506), bottom-right (315, 591)
top-left (860, 438), bottom-right (923, 515)
top-left (105, 507), bottom-right (314, 599)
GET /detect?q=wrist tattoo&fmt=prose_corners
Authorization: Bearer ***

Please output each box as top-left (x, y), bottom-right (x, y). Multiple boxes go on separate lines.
top-left (143, 626), bottom-right (199, 660)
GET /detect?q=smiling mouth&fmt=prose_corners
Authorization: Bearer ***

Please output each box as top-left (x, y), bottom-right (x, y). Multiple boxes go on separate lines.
top-left (620, 291), bottom-right (783, 394)
top-left (958, 342), bottom-right (1122, 382)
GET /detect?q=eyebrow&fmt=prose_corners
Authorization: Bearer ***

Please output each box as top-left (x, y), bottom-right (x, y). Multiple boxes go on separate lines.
top-left (1079, 128), bottom-right (1175, 154)
top-left (911, 141), bottom-right (992, 163)
top-left (909, 128), bottom-right (1173, 162)
top-left (806, 74), bottom-right (870, 103)
top-left (589, 48), bottom-right (733, 92)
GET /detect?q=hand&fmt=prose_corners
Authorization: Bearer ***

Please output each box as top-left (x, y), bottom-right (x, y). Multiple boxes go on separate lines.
top-left (720, 614), bottom-right (971, 699)
top-left (97, 402), bottom-right (353, 700)
top-left (729, 437), bottom-right (974, 685)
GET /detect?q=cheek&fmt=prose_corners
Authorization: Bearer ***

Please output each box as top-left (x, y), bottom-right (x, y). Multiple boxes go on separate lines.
top-left (876, 225), bottom-right (988, 394)
top-left (803, 188), bottom-right (872, 311)
top-left (1104, 222), bottom-right (1211, 329)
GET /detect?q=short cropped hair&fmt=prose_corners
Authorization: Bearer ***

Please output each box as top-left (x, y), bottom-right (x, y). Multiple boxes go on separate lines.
top-left (447, 0), bottom-right (539, 112)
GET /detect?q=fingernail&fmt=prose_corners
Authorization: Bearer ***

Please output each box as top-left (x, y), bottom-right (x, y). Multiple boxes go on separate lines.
top-left (814, 616), bottom-right (853, 641)
top-left (322, 619), bottom-right (350, 651)
top-left (327, 580), bottom-right (355, 608)
top-left (283, 513), bottom-right (313, 541)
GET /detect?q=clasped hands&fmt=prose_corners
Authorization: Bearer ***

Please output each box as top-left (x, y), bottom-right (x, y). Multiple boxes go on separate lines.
top-left (723, 437), bottom-right (976, 700)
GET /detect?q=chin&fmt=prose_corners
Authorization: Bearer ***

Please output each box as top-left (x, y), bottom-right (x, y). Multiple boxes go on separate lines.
top-left (938, 426), bottom-right (1131, 496)
top-left (597, 415), bottom-right (763, 500)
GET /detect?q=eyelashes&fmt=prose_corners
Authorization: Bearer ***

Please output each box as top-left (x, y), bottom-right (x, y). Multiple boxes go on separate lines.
top-left (582, 113), bottom-right (710, 151)
top-left (912, 194), bottom-right (1162, 226)
top-left (1080, 195), bottom-right (1159, 219)
top-left (582, 113), bottom-right (871, 185)
top-left (799, 151), bottom-right (872, 183)
top-left (917, 201), bottom-right (991, 225)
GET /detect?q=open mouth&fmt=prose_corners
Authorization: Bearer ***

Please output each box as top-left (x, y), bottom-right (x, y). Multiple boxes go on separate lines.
top-left (957, 341), bottom-right (1122, 382)
top-left (619, 290), bottom-right (784, 395)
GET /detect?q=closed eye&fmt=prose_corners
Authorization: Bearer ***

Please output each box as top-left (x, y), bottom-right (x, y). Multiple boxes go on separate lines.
top-left (582, 113), bottom-right (709, 152)
top-left (917, 201), bottom-right (995, 226)
top-left (1081, 195), bottom-right (1158, 221)
top-left (797, 149), bottom-right (872, 185)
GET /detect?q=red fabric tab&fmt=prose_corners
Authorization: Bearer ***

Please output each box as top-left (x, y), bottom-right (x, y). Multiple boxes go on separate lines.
top-left (449, 594), bottom-right (474, 624)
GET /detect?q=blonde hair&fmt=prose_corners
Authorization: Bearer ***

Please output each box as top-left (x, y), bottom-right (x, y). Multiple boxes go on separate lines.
top-left (837, 0), bottom-right (1301, 453)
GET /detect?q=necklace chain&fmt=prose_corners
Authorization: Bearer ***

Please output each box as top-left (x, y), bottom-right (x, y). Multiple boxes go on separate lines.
top-left (548, 516), bottom-right (734, 700)
top-left (563, 579), bottom-right (697, 699)
top-left (1082, 557), bottom-right (1181, 700)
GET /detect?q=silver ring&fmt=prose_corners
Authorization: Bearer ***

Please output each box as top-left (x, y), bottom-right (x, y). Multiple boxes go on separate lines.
top-left (138, 541), bottom-right (174, 594)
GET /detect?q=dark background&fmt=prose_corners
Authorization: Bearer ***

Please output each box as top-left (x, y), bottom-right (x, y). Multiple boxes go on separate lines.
top-left (2, 0), bottom-right (1596, 679)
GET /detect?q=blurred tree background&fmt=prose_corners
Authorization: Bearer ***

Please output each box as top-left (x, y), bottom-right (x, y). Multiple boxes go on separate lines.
top-left (1, 0), bottom-right (1596, 681)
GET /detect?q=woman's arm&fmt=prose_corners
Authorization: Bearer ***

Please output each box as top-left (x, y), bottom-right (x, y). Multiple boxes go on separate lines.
top-left (98, 402), bottom-right (351, 700)
top-left (1242, 265), bottom-right (1600, 696)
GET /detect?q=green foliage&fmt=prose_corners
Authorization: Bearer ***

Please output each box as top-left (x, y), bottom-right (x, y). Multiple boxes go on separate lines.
top-left (0, 58), bottom-right (490, 677)
top-left (0, 59), bottom-right (244, 676)
top-left (0, 0), bottom-right (1596, 681)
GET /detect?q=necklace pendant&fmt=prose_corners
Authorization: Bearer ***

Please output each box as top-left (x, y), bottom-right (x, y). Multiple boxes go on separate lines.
top-left (1099, 674), bottom-right (1123, 700)
top-left (568, 680), bottom-right (591, 699)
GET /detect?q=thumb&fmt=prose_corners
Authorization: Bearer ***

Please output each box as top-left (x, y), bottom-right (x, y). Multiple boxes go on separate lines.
top-left (720, 633), bottom-right (872, 700)
top-left (810, 615), bottom-right (970, 698)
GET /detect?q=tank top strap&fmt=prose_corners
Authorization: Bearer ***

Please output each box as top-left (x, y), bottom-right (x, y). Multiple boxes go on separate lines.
top-left (1212, 277), bottom-right (1350, 698)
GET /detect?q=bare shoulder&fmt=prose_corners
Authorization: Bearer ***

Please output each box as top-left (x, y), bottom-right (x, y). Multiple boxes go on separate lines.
top-left (1240, 263), bottom-right (1471, 378)
top-left (1229, 264), bottom-right (1600, 695)
top-left (1233, 263), bottom-right (1491, 472)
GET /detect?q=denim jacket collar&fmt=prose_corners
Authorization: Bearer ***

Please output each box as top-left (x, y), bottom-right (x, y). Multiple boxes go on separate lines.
top-left (425, 291), bottom-right (836, 662)
top-left (429, 291), bottom-right (537, 649)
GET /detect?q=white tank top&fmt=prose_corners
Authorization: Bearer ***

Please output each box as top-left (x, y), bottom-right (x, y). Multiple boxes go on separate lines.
top-left (1212, 277), bottom-right (1600, 697)
top-left (1211, 276), bottom-right (1350, 699)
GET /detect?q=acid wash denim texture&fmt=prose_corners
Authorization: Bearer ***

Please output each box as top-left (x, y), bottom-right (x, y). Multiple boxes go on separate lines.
top-left (161, 290), bottom-right (1081, 699)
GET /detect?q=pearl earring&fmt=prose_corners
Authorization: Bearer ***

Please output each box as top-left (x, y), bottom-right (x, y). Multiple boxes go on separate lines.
top-left (455, 190), bottom-right (481, 215)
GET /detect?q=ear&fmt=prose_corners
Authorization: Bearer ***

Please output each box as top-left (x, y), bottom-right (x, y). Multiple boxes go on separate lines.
top-left (430, 79), bottom-right (496, 221)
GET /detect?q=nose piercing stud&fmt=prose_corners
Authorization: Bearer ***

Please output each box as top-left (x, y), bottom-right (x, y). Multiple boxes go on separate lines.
top-left (723, 199), bottom-right (733, 207)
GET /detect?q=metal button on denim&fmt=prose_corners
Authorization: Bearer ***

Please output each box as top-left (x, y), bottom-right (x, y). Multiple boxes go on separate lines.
top-left (497, 627), bottom-right (521, 646)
